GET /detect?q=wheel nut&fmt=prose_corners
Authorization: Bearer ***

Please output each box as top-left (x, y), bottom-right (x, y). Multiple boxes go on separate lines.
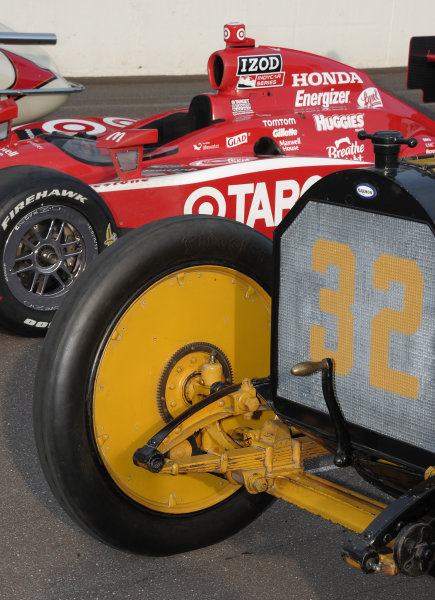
top-left (247, 473), bottom-right (268, 493)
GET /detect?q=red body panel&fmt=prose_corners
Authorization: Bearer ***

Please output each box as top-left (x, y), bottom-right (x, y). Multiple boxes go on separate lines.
top-left (94, 158), bottom-right (358, 237)
top-left (1, 49), bottom-right (56, 90)
top-left (2, 27), bottom-right (435, 238)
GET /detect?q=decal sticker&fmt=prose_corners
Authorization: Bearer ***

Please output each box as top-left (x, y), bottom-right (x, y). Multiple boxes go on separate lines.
top-left (314, 113), bottom-right (365, 132)
top-left (272, 127), bottom-right (298, 138)
top-left (42, 117), bottom-right (136, 135)
top-left (224, 23), bottom-right (245, 42)
top-left (22, 129), bottom-right (36, 139)
top-left (142, 165), bottom-right (197, 175)
top-left (193, 142), bottom-right (219, 151)
top-left (237, 54), bottom-right (282, 75)
top-left (237, 54), bottom-right (284, 88)
top-left (103, 117), bottom-right (137, 128)
top-left (190, 158), bottom-right (255, 167)
top-left (14, 128), bottom-right (44, 142)
top-left (326, 138), bottom-right (364, 161)
top-left (104, 223), bottom-right (118, 246)
top-left (356, 183), bottom-right (377, 198)
top-left (237, 76), bottom-right (256, 88)
top-left (231, 98), bottom-right (253, 115)
top-left (29, 140), bottom-right (44, 150)
top-left (184, 187), bottom-right (227, 216)
top-left (23, 318), bottom-right (49, 328)
top-left (262, 117), bottom-right (297, 127)
top-left (357, 87), bottom-right (383, 109)
top-left (291, 71), bottom-right (363, 87)
top-left (184, 176), bottom-right (321, 228)
top-left (0, 147), bottom-right (18, 157)
top-left (106, 131), bottom-right (126, 143)
top-left (238, 72), bottom-right (284, 89)
top-left (279, 138), bottom-right (301, 151)
top-left (42, 118), bottom-right (107, 135)
top-left (295, 89), bottom-right (350, 108)
top-left (226, 132), bottom-right (249, 148)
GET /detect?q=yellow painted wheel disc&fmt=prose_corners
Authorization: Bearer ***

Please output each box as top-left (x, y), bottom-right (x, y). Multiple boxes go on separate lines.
top-left (93, 265), bottom-right (271, 514)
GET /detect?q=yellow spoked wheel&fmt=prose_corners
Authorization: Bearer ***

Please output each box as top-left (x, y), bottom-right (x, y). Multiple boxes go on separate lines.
top-left (34, 215), bottom-right (274, 553)
top-left (93, 265), bottom-right (271, 514)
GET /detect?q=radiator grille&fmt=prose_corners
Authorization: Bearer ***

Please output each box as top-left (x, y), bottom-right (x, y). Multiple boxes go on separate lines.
top-left (277, 202), bottom-right (434, 453)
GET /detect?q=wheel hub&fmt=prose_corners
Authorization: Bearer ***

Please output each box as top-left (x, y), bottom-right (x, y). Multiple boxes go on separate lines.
top-left (394, 522), bottom-right (435, 576)
top-left (35, 243), bottom-right (62, 271)
top-left (157, 342), bottom-right (233, 422)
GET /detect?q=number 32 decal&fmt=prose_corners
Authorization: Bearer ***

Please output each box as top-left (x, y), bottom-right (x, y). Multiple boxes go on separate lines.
top-left (310, 239), bottom-right (423, 400)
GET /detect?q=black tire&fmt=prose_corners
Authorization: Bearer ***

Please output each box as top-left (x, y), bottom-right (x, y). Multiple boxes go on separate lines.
top-left (34, 215), bottom-right (274, 554)
top-left (0, 166), bottom-right (117, 336)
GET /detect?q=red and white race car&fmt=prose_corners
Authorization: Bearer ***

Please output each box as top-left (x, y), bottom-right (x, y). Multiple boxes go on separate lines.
top-left (0, 25), bottom-right (83, 124)
top-left (0, 23), bottom-right (434, 335)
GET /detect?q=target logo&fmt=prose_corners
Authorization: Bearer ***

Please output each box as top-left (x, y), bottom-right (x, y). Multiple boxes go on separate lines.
top-left (42, 119), bottom-right (107, 135)
top-left (42, 117), bottom-right (136, 135)
top-left (184, 187), bottom-right (226, 216)
top-left (103, 117), bottom-right (137, 128)
top-left (224, 23), bottom-right (246, 44)
top-left (184, 176), bottom-right (321, 229)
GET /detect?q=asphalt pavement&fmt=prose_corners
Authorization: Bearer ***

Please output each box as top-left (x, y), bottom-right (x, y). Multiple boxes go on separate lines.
top-left (0, 71), bottom-right (434, 600)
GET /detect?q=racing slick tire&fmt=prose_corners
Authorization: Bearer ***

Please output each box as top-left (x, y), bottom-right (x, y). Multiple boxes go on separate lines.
top-left (0, 165), bottom-right (117, 336)
top-left (34, 215), bottom-right (274, 554)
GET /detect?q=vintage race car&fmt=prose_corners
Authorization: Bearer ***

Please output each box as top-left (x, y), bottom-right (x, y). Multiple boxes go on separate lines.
top-left (34, 128), bottom-right (434, 577)
top-left (1, 23), bottom-right (435, 335)
top-left (0, 25), bottom-right (83, 124)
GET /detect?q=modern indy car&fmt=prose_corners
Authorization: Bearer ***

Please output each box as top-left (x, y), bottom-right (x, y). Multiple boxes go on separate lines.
top-left (34, 37), bottom-right (434, 578)
top-left (0, 23), bottom-right (435, 335)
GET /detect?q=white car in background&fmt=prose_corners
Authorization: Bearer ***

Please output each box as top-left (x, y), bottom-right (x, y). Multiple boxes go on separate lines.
top-left (0, 23), bottom-right (82, 124)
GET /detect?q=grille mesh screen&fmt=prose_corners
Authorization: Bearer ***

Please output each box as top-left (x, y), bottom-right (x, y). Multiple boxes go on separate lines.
top-left (277, 203), bottom-right (434, 453)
